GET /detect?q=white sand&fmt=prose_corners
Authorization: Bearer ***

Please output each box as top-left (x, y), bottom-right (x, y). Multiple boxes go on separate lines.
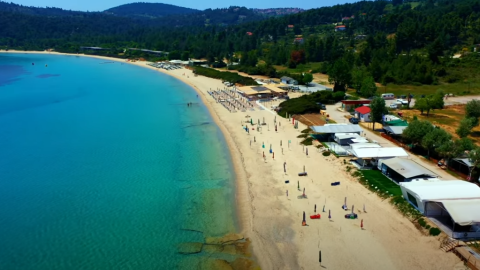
top-left (1, 50), bottom-right (461, 269)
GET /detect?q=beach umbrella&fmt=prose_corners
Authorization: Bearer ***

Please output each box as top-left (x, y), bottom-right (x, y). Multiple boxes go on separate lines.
top-left (328, 210), bottom-right (331, 219)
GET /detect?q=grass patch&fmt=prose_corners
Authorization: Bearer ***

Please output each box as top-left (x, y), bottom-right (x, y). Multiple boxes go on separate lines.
top-left (273, 62), bottom-right (323, 74)
top-left (359, 170), bottom-right (402, 196)
top-left (371, 81), bottom-right (480, 97)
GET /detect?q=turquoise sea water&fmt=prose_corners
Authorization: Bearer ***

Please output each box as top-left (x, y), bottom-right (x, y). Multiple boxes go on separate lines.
top-left (0, 53), bottom-right (237, 269)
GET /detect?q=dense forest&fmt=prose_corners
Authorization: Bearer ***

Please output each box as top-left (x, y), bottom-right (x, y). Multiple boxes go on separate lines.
top-left (2, 0), bottom-right (480, 92)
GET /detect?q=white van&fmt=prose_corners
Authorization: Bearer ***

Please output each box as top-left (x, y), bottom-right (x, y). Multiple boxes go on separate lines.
top-left (381, 93), bottom-right (395, 100)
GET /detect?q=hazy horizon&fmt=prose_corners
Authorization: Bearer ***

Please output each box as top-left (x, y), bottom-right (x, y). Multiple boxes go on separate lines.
top-left (5, 0), bottom-right (359, 12)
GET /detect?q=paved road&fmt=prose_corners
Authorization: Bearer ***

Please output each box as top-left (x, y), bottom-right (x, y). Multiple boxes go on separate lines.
top-left (444, 95), bottom-right (480, 106)
top-left (325, 102), bottom-right (457, 180)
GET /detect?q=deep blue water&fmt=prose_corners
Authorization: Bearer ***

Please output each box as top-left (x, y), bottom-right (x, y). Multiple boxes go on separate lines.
top-left (0, 53), bottom-right (237, 269)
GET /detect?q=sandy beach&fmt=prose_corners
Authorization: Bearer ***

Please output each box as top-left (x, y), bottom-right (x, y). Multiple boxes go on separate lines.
top-left (1, 50), bottom-right (463, 269)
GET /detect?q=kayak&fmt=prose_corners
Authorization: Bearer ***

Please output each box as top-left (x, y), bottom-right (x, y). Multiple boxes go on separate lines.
top-left (310, 214), bottom-right (321, 219)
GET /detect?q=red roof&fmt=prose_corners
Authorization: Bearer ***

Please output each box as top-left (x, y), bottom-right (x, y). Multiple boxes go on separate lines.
top-left (288, 25), bottom-right (294, 28)
top-left (246, 32), bottom-right (253, 36)
top-left (355, 106), bottom-right (371, 114)
top-left (335, 25), bottom-right (346, 28)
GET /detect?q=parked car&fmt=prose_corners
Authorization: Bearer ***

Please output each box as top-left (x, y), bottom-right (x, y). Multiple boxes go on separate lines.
top-left (389, 103), bottom-right (398, 109)
top-left (396, 99), bottom-right (408, 105)
top-left (349, 117), bottom-right (359, 124)
top-left (316, 102), bottom-right (326, 110)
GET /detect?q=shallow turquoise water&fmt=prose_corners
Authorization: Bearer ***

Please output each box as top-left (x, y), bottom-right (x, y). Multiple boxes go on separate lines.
top-left (0, 54), bottom-right (237, 269)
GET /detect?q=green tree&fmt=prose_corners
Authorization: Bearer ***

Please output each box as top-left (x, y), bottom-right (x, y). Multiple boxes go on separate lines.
top-left (370, 97), bottom-right (386, 131)
top-left (414, 98), bottom-right (430, 115)
top-left (468, 146), bottom-right (480, 180)
top-left (181, 51), bottom-right (190, 61)
top-left (351, 65), bottom-right (369, 92)
top-left (402, 120), bottom-right (434, 146)
top-left (328, 59), bottom-right (352, 92)
top-left (465, 99), bottom-right (480, 127)
top-left (359, 76), bottom-right (377, 98)
top-left (421, 128), bottom-right (451, 157)
top-left (302, 73), bottom-right (313, 86)
top-left (430, 90), bottom-right (445, 110)
top-left (168, 50), bottom-right (181, 60)
top-left (456, 117), bottom-right (474, 138)
top-left (437, 138), bottom-right (474, 166)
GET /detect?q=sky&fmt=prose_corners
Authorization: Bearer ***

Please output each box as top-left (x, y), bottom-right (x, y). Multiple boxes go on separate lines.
top-left (10, 0), bottom-right (358, 11)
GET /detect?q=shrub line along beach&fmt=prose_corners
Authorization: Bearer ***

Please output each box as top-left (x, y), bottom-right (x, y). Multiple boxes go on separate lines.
top-left (0, 50), bottom-right (463, 269)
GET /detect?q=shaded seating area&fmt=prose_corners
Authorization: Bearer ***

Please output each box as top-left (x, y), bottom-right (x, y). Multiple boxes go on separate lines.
top-left (400, 180), bottom-right (480, 239)
top-left (380, 157), bottom-right (436, 183)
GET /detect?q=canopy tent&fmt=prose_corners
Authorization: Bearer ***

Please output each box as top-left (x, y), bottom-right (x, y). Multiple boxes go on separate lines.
top-left (383, 126), bottom-right (407, 135)
top-left (435, 199), bottom-right (480, 226)
top-left (453, 158), bottom-right (474, 168)
top-left (351, 138), bottom-right (369, 143)
top-left (311, 125), bottom-right (363, 134)
top-left (350, 142), bottom-right (381, 150)
top-left (384, 119), bottom-right (408, 126)
top-left (351, 147), bottom-right (408, 158)
top-left (400, 180), bottom-right (480, 226)
top-left (382, 157), bottom-right (435, 179)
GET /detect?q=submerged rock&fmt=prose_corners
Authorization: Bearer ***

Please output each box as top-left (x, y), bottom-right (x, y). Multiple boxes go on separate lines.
top-left (177, 242), bottom-right (203, 254)
top-left (205, 233), bottom-right (244, 245)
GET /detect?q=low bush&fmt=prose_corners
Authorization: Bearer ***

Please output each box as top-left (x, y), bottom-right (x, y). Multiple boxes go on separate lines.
top-left (429, 227), bottom-right (441, 236)
top-left (425, 225), bottom-right (431, 229)
top-left (301, 128), bottom-right (311, 134)
top-left (301, 137), bottom-right (313, 145)
top-left (418, 218), bottom-right (427, 227)
top-left (322, 151), bottom-right (331, 156)
top-left (297, 134), bottom-right (309, 138)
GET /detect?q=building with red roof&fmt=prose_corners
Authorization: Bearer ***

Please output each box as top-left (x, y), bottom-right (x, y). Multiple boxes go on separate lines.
top-left (335, 25), bottom-right (346, 31)
top-left (355, 106), bottom-right (371, 122)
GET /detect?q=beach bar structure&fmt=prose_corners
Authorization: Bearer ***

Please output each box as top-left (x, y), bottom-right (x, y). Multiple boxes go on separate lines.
top-left (349, 144), bottom-right (407, 169)
top-left (379, 157), bottom-right (436, 183)
top-left (237, 85), bottom-right (287, 99)
top-left (400, 180), bottom-right (480, 239)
